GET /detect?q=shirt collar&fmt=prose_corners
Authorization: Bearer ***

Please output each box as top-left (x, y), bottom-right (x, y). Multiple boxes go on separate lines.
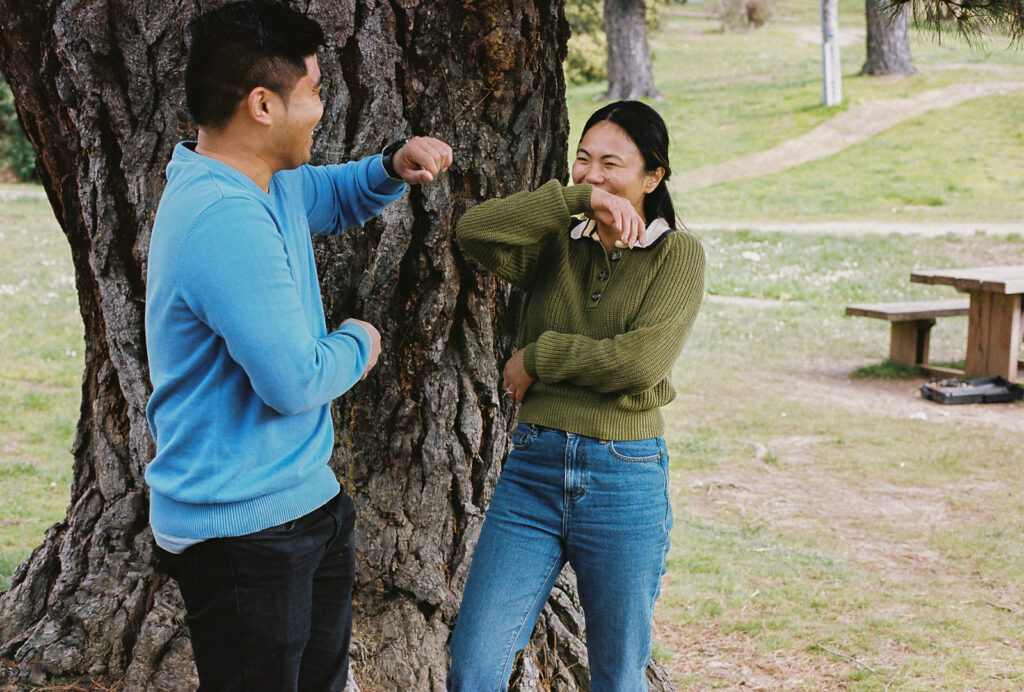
top-left (569, 217), bottom-right (673, 249)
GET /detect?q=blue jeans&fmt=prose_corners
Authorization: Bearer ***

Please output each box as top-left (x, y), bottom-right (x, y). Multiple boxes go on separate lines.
top-left (156, 491), bottom-right (356, 692)
top-left (448, 424), bottom-right (672, 692)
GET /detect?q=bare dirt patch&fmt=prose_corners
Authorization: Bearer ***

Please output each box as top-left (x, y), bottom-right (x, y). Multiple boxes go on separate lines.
top-left (659, 361), bottom-right (1024, 688)
top-left (657, 621), bottom-right (852, 691)
top-left (789, 360), bottom-right (1024, 435)
top-left (792, 25), bottom-right (865, 48)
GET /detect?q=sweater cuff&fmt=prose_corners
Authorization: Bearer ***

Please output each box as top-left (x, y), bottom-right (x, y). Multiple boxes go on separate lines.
top-left (522, 342), bottom-right (538, 379)
top-left (366, 155), bottom-right (407, 196)
top-left (562, 183), bottom-right (594, 216)
top-left (336, 321), bottom-right (372, 356)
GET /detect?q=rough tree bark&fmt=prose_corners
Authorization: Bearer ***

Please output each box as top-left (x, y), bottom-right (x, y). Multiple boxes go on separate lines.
top-left (600, 0), bottom-right (661, 101)
top-left (860, 0), bottom-right (915, 75)
top-left (0, 1), bottom-right (676, 690)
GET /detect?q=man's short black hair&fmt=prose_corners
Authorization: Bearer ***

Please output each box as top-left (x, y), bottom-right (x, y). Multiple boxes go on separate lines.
top-left (185, 1), bottom-right (325, 129)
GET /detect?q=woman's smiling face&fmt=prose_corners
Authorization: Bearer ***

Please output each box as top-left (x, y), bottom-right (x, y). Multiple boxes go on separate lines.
top-left (571, 120), bottom-right (661, 220)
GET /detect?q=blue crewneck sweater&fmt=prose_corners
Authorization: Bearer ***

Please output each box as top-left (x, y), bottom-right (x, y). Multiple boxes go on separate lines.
top-left (145, 143), bottom-right (404, 545)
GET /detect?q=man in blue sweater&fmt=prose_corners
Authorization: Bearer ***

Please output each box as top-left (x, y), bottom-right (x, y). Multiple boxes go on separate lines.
top-left (144, 2), bottom-right (452, 690)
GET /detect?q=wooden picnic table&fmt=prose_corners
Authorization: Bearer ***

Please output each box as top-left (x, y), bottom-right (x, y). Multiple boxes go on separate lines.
top-left (910, 265), bottom-right (1024, 380)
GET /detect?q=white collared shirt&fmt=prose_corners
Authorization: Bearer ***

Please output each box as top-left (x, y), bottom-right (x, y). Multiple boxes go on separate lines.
top-left (569, 217), bottom-right (673, 249)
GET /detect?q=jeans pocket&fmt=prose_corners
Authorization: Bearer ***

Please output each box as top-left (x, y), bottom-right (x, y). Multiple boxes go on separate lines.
top-left (608, 437), bottom-right (663, 463)
top-left (511, 423), bottom-right (533, 451)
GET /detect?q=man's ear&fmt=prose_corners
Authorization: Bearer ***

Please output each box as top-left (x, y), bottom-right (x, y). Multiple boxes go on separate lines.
top-left (245, 87), bottom-right (274, 126)
top-left (644, 166), bottom-right (665, 194)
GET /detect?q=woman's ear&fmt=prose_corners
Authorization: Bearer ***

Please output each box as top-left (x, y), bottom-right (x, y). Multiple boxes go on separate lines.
top-left (644, 166), bottom-right (666, 194)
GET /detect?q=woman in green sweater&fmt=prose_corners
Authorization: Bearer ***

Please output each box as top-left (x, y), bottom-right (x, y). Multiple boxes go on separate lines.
top-left (448, 101), bottom-right (705, 692)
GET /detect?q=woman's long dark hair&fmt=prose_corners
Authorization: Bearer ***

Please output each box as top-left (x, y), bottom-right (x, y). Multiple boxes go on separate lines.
top-left (580, 100), bottom-right (677, 229)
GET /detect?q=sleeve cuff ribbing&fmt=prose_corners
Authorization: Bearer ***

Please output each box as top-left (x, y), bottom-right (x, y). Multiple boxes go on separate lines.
top-left (366, 155), bottom-right (407, 196)
top-left (562, 183), bottom-right (594, 216)
top-left (522, 342), bottom-right (538, 379)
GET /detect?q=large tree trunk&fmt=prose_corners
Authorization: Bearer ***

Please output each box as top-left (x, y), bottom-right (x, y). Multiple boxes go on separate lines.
top-left (600, 0), bottom-right (660, 101)
top-left (0, 1), bottom-right (675, 690)
top-left (860, 0), bottom-right (915, 76)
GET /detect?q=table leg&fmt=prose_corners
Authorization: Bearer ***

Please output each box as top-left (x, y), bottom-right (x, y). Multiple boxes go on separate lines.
top-left (965, 290), bottom-right (1022, 380)
top-left (889, 319), bottom-right (934, 367)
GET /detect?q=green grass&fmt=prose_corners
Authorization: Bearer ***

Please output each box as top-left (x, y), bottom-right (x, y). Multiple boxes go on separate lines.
top-left (0, 187), bottom-right (80, 591)
top-left (685, 92), bottom-right (1024, 221)
top-left (659, 229), bottom-right (1024, 688)
top-left (566, 0), bottom-right (1024, 223)
top-left (3, 4), bottom-right (1024, 688)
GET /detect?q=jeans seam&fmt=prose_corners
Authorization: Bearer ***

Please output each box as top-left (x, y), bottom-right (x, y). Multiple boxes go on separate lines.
top-left (607, 439), bottom-right (662, 463)
top-left (562, 435), bottom-right (573, 538)
top-left (661, 440), bottom-right (672, 532)
top-left (495, 553), bottom-right (563, 690)
top-left (223, 542), bottom-right (249, 690)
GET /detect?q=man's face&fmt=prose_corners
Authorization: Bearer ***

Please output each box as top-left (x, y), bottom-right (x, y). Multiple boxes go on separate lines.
top-left (270, 54), bottom-right (324, 170)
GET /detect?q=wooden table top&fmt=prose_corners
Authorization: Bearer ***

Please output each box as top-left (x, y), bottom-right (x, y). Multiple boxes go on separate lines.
top-left (910, 265), bottom-right (1024, 295)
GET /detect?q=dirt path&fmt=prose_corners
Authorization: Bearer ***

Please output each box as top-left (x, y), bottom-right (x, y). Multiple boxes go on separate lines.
top-left (0, 187), bottom-right (46, 201)
top-left (672, 81), bottom-right (1024, 193)
top-left (688, 219), bottom-right (1024, 236)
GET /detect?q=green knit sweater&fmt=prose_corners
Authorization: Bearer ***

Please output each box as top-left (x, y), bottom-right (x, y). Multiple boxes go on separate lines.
top-left (456, 179), bottom-right (705, 440)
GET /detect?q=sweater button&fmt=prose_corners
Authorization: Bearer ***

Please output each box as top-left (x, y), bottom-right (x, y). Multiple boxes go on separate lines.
top-left (597, 269), bottom-right (609, 281)
top-left (591, 290), bottom-right (602, 301)
top-left (610, 249), bottom-right (622, 261)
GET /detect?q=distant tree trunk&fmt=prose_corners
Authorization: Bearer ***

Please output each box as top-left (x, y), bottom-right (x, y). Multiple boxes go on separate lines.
top-left (0, 1), bottom-right (675, 690)
top-left (600, 0), bottom-right (661, 101)
top-left (860, 0), bottom-right (915, 75)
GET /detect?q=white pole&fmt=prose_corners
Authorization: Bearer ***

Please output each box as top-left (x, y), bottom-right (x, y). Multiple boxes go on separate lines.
top-left (821, 0), bottom-right (842, 106)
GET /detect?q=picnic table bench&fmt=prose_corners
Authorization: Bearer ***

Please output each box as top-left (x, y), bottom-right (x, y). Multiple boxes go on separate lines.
top-left (845, 298), bottom-right (970, 372)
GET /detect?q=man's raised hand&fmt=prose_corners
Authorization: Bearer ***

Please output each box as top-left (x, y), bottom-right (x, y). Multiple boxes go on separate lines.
top-left (391, 136), bottom-right (453, 185)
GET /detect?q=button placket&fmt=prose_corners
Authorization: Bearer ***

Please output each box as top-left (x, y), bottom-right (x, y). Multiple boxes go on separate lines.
top-left (590, 253), bottom-right (612, 306)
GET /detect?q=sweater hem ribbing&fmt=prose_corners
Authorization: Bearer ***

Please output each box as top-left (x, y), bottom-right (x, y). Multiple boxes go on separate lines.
top-left (149, 464), bottom-right (340, 540)
top-left (518, 397), bottom-right (664, 441)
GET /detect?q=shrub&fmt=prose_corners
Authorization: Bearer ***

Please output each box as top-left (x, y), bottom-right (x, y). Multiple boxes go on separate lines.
top-left (0, 78), bottom-right (38, 182)
top-left (718, 0), bottom-right (774, 31)
top-left (565, 0), bottom-right (608, 85)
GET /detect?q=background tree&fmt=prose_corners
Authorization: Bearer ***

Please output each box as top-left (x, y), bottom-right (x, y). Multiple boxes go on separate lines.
top-left (861, 0), bottom-right (915, 75)
top-left (0, 0), bottom-right (675, 689)
top-left (892, 0), bottom-right (1024, 41)
top-left (601, 0), bottom-right (662, 100)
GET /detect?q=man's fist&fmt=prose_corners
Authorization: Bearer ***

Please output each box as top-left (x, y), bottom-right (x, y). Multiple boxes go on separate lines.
top-left (391, 136), bottom-right (454, 185)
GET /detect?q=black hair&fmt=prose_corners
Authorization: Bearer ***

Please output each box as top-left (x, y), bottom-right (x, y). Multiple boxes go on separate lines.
top-left (579, 100), bottom-right (677, 229)
top-left (185, 1), bottom-right (325, 129)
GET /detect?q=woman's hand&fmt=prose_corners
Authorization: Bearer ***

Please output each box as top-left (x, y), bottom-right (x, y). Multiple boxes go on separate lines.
top-left (589, 187), bottom-right (646, 248)
top-left (501, 348), bottom-right (535, 404)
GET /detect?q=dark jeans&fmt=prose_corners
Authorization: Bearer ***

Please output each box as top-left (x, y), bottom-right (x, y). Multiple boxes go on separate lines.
top-left (156, 491), bottom-right (357, 692)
